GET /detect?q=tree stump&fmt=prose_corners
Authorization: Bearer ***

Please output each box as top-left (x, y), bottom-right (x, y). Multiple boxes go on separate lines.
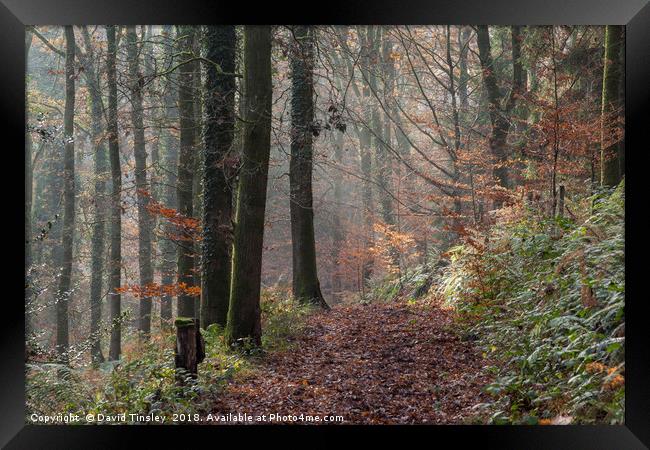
top-left (174, 317), bottom-right (205, 382)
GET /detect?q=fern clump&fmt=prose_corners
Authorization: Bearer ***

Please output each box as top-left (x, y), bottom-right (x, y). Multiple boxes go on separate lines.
top-left (437, 182), bottom-right (625, 424)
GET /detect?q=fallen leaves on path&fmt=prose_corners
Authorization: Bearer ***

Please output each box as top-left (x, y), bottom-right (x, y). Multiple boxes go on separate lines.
top-left (211, 301), bottom-right (491, 424)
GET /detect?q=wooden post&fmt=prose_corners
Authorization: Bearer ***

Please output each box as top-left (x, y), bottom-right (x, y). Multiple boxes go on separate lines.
top-left (558, 185), bottom-right (565, 218)
top-left (174, 317), bottom-right (205, 381)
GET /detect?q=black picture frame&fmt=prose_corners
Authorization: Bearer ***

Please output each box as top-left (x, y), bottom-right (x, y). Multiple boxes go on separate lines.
top-left (2, 0), bottom-right (648, 447)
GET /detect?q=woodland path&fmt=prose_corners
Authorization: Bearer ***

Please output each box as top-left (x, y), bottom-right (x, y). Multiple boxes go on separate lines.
top-left (211, 301), bottom-right (491, 424)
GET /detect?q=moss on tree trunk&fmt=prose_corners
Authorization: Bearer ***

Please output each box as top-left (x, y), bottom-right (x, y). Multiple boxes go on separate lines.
top-left (201, 26), bottom-right (237, 329)
top-left (225, 26), bottom-right (273, 347)
top-left (600, 25), bottom-right (624, 187)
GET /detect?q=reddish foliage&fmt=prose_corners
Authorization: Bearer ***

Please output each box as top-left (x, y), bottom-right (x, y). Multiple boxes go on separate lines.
top-left (116, 282), bottom-right (200, 299)
top-left (138, 189), bottom-right (201, 241)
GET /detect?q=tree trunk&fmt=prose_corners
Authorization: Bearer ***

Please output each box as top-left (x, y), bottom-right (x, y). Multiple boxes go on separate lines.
top-left (378, 33), bottom-right (395, 227)
top-left (160, 25), bottom-right (178, 328)
top-left (176, 26), bottom-right (198, 319)
top-left (201, 26), bottom-right (237, 329)
top-left (446, 25), bottom-right (463, 241)
top-left (476, 25), bottom-right (524, 207)
top-left (377, 29), bottom-right (402, 270)
top-left (358, 26), bottom-right (375, 288)
top-left (25, 31), bottom-right (33, 339)
top-left (289, 26), bottom-right (329, 310)
top-left (81, 27), bottom-right (107, 365)
top-left (56, 25), bottom-right (76, 365)
top-left (600, 25), bottom-right (624, 187)
top-left (126, 26), bottom-right (154, 338)
top-left (330, 130), bottom-right (344, 302)
top-left (174, 317), bottom-right (205, 380)
top-left (225, 26), bottom-right (273, 347)
top-left (106, 25), bottom-right (122, 361)
top-left (192, 28), bottom-right (204, 319)
top-left (143, 26), bottom-right (162, 316)
top-left (458, 26), bottom-right (471, 112)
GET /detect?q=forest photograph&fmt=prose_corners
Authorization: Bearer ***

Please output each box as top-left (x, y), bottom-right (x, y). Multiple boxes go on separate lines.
top-left (24, 24), bottom-right (625, 426)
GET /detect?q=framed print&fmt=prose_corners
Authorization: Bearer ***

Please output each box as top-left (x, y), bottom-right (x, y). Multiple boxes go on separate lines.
top-left (2, 0), bottom-right (649, 447)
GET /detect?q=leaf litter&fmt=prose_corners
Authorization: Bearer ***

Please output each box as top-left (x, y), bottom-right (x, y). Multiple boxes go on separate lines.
top-left (211, 301), bottom-right (491, 424)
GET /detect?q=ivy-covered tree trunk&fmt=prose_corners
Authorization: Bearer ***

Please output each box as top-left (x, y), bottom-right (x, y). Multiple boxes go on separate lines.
top-left (225, 26), bottom-right (273, 347)
top-left (201, 25), bottom-right (237, 329)
top-left (126, 26), bottom-right (154, 338)
top-left (192, 28), bottom-right (204, 318)
top-left (289, 26), bottom-right (329, 310)
top-left (160, 25), bottom-right (178, 327)
top-left (81, 27), bottom-right (107, 365)
top-left (176, 26), bottom-right (198, 319)
top-left (600, 25), bottom-right (624, 187)
top-left (106, 25), bottom-right (122, 361)
top-left (56, 25), bottom-right (76, 365)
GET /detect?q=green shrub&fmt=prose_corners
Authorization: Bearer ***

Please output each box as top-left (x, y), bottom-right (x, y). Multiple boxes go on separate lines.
top-left (261, 286), bottom-right (315, 350)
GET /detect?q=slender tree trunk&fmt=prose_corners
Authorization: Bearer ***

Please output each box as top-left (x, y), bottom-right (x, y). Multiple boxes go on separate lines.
top-left (446, 25), bottom-right (463, 231)
top-left (46, 144), bottom-right (65, 339)
top-left (391, 75), bottom-right (424, 263)
top-left (81, 27), bottom-right (108, 365)
top-left (88, 100), bottom-right (107, 364)
top-left (367, 26), bottom-right (383, 229)
top-left (201, 26), bottom-right (237, 329)
top-left (330, 130), bottom-right (344, 301)
top-left (25, 31), bottom-right (33, 339)
top-left (289, 26), bottom-right (329, 309)
top-left (376, 29), bottom-right (403, 272)
top-left (143, 27), bottom-right (162, 314)
top-left (358, 26), bottom-right (375, 287)
top-left (550, 29), bottom-right (561, 218)
top-left (458, 26), bottom-right (471, 112)
top-left (378, 31), bottom-right (395, 226)
top-left (106, 25), bottom-right (122, 361)
top-left (373, 27), bottom-right (390, 225)
top-left (56, 25), bottom-right (76, 365)
top-left (617, 29), bottom-right (625, 179)
top-left (126, 26), bottom-right (154, 337)
top-left (160, 25), bottom-right (178, 327)
top-left (600, 25), bottom-right (624, 187)
top-left (225, 26), bottom-right (273, 347)
top-left (176, 26), bottom-right (198, 319)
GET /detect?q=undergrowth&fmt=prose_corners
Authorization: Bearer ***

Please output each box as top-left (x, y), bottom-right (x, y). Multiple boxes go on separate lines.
top-left (437, 181), bottom-right (625, 424)
top-left (26, 286), bottom-right (312, 424)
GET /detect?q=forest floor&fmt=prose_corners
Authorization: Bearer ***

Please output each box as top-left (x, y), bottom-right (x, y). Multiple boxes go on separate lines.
top-left (211, 300), bottom-right (492, 424)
